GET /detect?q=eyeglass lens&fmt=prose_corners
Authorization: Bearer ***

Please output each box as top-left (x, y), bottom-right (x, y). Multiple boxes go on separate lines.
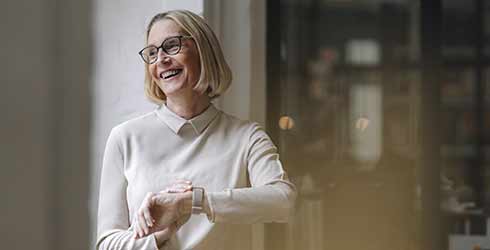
top-left (141, 36), bottom-right (182, 64)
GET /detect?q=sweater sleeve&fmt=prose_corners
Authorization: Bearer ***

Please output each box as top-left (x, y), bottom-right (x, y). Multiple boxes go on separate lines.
top-left (96, 127), bottom-right (159, 250)
top-left (206, 123), bottom-right (297, 223)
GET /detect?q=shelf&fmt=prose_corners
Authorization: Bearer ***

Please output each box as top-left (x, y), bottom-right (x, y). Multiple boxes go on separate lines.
top-left (384, 96), bottom-right (411, 105)
top-left (441, 97), bottom-right (475, 108)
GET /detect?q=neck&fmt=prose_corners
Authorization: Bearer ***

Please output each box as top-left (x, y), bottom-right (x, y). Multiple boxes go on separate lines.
top-left (165, 92), bottom-right (211, 120)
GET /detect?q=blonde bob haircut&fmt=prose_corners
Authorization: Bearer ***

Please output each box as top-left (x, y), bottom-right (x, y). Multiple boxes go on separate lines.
top-left (143, 10), bottom-right (232, 104)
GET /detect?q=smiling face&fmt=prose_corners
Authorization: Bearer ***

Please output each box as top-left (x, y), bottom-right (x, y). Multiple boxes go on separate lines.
top-left (147, 19), bottom-right (201, 98)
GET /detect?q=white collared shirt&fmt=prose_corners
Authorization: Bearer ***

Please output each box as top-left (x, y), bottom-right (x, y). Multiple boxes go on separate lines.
top-left (96, 104), bottom-right (296, 250)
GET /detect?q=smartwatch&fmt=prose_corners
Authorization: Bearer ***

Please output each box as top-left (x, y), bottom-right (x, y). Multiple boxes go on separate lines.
top-left (192, 187), bottom-right (205, 214)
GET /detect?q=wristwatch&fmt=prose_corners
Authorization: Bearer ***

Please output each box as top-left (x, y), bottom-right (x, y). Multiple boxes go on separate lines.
top-left (192, 187), bottom-right (205, 214)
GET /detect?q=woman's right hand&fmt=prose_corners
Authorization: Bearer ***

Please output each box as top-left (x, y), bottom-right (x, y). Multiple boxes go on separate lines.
top-left (153, 213), bottom-right (190, 248)
top-left (133, 180), bottom-right (192, 240)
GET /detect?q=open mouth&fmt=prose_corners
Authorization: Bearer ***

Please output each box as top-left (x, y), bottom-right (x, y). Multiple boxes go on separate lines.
top-left (160, 69), bottom-right (183, 80)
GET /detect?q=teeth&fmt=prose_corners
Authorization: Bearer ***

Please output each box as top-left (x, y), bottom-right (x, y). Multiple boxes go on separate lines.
top-left (161, 69), bottom-right (181, 79)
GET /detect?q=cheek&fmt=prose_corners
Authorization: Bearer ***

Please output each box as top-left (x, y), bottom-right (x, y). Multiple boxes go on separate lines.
top-left (182, 45), bottom-right (201, 79)
top-left (187, 57), bottom-right (201, 79)
top-left (191, 63), bottom-right (200, 78)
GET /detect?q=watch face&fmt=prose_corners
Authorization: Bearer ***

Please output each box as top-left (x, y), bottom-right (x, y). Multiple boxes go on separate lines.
top-left (192, 187), bottom-right (204, 214)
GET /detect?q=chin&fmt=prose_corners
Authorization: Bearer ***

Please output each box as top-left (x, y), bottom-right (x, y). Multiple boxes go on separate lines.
top-left (158, 81), bottom-right (188, 95)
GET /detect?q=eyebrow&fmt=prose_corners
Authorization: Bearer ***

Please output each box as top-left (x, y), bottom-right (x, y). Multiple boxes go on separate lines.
top-left (147, 34), bottom-right (185, 46)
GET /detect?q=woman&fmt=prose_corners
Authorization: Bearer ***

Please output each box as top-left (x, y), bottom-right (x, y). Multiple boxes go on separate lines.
top-left (96, 10), bottom-right (296, 250)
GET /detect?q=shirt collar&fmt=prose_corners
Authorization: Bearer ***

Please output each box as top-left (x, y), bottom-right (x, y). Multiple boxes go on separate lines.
top-left (155, 103), bottom-right (219, 135)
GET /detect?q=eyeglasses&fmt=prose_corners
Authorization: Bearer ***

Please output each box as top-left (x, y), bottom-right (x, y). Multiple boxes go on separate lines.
top-left (138, 35), bottom-right (193, 64)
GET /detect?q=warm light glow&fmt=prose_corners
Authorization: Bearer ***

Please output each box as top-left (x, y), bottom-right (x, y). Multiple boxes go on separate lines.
top-left (356, 117), bottom-right (370, 131)
top-left (278, 116), bottom-right (295, 130)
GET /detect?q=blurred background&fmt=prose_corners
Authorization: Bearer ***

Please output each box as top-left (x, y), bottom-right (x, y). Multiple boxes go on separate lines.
top-left (2, 0), bottom-right (490, 249)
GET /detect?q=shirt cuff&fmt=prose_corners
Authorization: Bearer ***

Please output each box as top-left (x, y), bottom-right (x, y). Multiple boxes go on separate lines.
top-left (206, 189), bottom-right (231, 223)
top-left (204, 190), bottom-right (215, 222)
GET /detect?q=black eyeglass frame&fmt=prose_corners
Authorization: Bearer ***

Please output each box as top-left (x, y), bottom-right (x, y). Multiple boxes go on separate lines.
top-left (138, 35), bottom-right (193, 64)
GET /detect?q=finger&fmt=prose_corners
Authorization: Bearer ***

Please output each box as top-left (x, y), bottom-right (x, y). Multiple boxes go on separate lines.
top-left (143, 206), bottom-right (153, 228)
top-left (133, 224), bottom-right (138, 239)
top-left (162, 188), bottom-right (183, 193)
top-left (166, 187), bottom-right (189, 193)
top-left (175, 179), bottom-right (192, 185)
top-left (142, 193), bottom-right (154, 227)
top-left (174, 183), bottom-right (193, 190)
top-left (166, 183), bottom-right (192, 193)
top-left (133, 216), bottom-right (143, 239)
top-left (139, 192), bottom-right (154, 236)
top-left (133, 219), bottom-right (141, 239)
top-left (143, 191), bottom-right (155, 208)
top-left (138, 211), bottom-right (149, 236)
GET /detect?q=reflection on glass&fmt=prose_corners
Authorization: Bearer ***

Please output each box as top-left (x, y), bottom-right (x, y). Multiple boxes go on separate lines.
top-left (442, 0), bottom-right (477, 59)
top-left (345, 39), bottom-right (380, 65)
top-left (265, 0), bottom-right (452, 250)
top-left (350, 84), bottom-right (382, 164)
top-left (278, 116), bottom-right (295, 130)
top-left (270, 0), bottom-right (490, 248)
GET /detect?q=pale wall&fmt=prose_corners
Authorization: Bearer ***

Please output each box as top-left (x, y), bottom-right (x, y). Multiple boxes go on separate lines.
top-left (1, 0), bottom-right (91, 249)
top-left (90, 0), bottom-right (203, 247)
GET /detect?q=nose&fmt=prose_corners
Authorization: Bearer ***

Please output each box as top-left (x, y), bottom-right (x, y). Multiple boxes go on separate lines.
top-left (156, 49), bottom-right (170, 64)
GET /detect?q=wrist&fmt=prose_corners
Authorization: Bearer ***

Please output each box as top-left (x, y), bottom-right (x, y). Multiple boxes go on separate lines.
top-left (179, 191), bottom-right (193, 216)
top-left (202, 191), bottom-right (211, 216)
top-left (153, 232), bottom-right (168, 249)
